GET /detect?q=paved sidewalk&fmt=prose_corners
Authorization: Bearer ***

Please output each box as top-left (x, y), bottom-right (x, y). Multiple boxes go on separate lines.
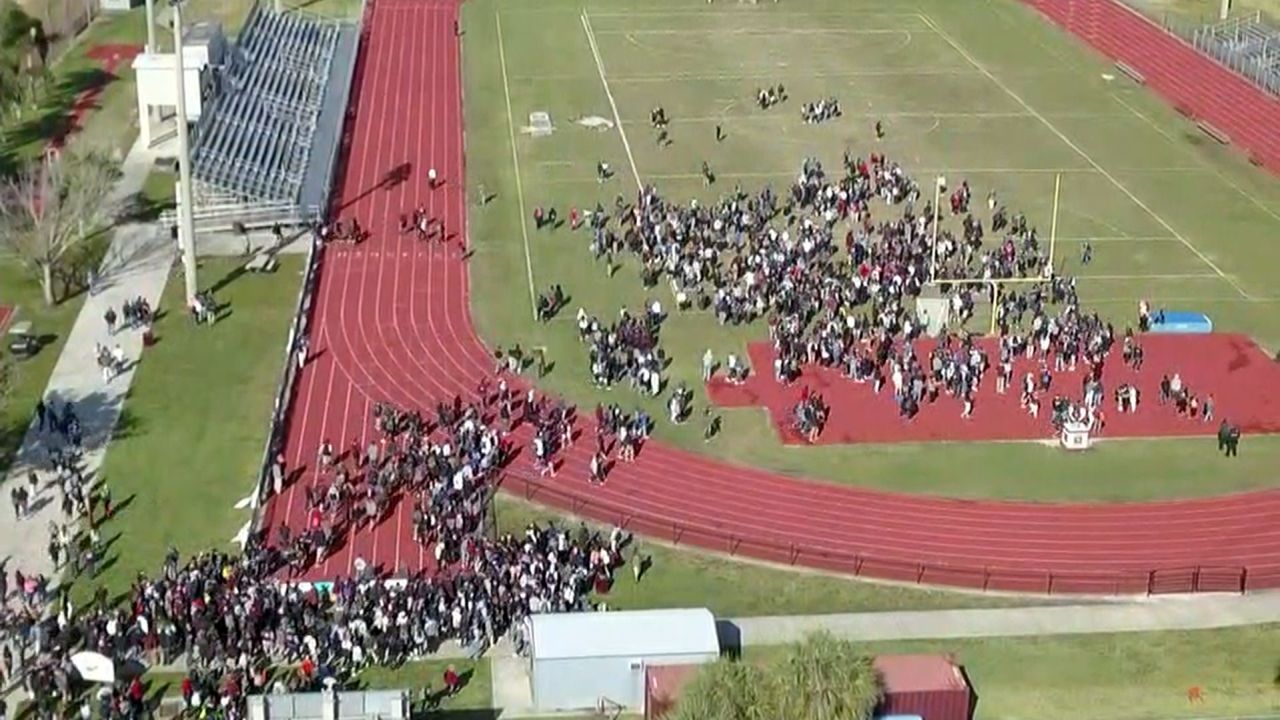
top-left (487, 592), bottom-right (1280, 717)
top-left (720, 591), bottom-right (1280, 648)
top-left (0, 137), bottom-right (174, 585)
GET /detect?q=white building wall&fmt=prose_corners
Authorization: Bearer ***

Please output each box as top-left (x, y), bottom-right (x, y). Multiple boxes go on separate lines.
top-left (532, 652), bottom-right (718, 712)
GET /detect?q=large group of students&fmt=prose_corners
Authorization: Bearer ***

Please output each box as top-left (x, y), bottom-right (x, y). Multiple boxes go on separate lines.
top-left (2, 32), bottom-right (1251, 720)
top-left (576, 127), bottom-right (1231, 440)
top-left (9, 388), bottom-right (641, 719)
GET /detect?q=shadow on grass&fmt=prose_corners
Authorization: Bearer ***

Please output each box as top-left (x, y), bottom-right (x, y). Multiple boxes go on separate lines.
top-left (414, 711), bottom-right (500, 720)
top-left (0, 67), bottom-right (118, 176)
top-left (123, 192), bottom-right (176, 224)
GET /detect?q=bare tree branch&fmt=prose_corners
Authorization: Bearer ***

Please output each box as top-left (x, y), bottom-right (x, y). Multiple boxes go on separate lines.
top-left (0, 150), bottom-right (120, 305)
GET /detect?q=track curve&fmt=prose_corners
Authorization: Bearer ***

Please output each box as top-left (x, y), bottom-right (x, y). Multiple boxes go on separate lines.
top-left (263, 0), bottom-right (1280, 595)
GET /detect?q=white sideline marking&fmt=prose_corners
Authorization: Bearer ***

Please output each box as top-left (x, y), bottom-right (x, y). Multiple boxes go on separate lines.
top-left (1112, 93), bottom-right (1280, 227)
top-left (917, 13), bottom-right (1253, 301)
top-left (582, 11), bottom-right (643, 191)
top-left (496, 11), bottom-right (540, 320)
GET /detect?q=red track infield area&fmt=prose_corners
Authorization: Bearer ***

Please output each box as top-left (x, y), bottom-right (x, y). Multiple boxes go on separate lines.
top-left (264, 0), bottom-right (1280, 595)
top-left (708, 335), bottom-right (1280, 445)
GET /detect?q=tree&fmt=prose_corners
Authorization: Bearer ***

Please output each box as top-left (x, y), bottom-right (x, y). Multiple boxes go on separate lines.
top-left (776, 632), bottom-right (882, 720)
top-left (0, 150), bottom-right (120, 305)
top-left (0, 0), bottom-right (47, 115)
top-left (671, 658), bottom-right (774, 720)
top-left (668, 632), bottom-right (883, 720)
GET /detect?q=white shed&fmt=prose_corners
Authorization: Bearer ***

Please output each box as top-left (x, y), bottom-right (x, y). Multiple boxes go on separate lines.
top-left (131, 23), bottom-right (225, 146)
top-left (527, 608), bottom-right (720, 712)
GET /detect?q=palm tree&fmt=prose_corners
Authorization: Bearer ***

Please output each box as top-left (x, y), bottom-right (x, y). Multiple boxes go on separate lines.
top-left (776, 631), bottom-right (882, 720)
top-left (670, 658), bottom-right (774, 720)
top-left (0, 0), bottom-right (47, 118)
top-left (670, 634), bottom-right (881, 720)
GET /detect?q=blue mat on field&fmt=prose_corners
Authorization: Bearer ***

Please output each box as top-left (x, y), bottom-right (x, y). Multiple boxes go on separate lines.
top-left (1149, 310), bottom-right (1213, 334)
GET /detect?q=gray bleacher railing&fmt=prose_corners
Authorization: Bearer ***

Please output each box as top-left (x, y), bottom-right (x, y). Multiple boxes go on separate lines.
top-left (246, 0), bottom-right (367, 540)
top-left (1188, 12), bottom-right (1280, 96)
top-left (158, 200), bottom-right (322, 232)
top-left (1115, 0), bottom-right (1280, 96)
top-left (309, 14), bottom-right (360, 218)
top-left (247, 228), bottom-right (318, 535)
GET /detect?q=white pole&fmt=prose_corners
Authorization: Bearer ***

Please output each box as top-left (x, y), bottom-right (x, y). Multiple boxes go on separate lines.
top-left (1048, 173), bottom-right (1062, 276)
top-left (929, 176), bottom-right (943, 280)
top-left (173, 0), bottom-right (200, 307)
top-left (1219, 0), bottom-right (1230, 20)
top-left (144, 0), bottom-right (157, 53)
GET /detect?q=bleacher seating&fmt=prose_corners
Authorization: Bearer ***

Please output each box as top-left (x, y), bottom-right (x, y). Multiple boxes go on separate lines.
top-left (1190, 12), bottom-right (1280, 96)
top-left (191, 3), bottom-right (344, 208)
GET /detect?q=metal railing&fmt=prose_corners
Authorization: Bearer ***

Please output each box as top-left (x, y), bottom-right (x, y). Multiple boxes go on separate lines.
top-left (509, 475), bottom-right (1280, 596)
top-left (1188, 12), bottom-right (1280, 96)
top-left (248, 231), bottom-right (320, 529)
top-left (159, 201), bottom-right (323, 233)
top-left (192, 6), bottom-right (344, 205)
top-left (247, 0), bottom-right (367, 539)
top-left (1116, 0), bottom-right (1280, 96)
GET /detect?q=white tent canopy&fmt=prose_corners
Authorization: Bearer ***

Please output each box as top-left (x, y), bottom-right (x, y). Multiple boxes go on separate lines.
top-left (70, 651), bottom-right (115, 684)
top-left (70, 651), bottom-right (148, 684)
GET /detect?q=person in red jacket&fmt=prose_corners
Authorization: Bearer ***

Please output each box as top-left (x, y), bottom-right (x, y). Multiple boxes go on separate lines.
top-left (128, 677), bottom-right (145, 716)
top-left (443, 665), bottom-right (461, 697)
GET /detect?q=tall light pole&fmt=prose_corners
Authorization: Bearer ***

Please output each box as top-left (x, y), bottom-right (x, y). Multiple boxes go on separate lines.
top-left (144, 0), bottom-right (157, 53)
top-left (172, 0), bottom-right (199, 307)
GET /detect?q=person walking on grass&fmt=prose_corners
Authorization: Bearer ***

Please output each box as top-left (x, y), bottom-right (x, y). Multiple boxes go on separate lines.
top-left (1218, 419), bottom-right (1240, 457)
top-left (442, 665), bottom-right (461, 697)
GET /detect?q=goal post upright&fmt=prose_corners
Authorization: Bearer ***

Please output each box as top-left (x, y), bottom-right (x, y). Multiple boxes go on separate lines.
top-left (1047, 172), bottom-right (1062, 277)
top-left (989, 280), bottom-right (1001, 336)
top-left (921, 173), bottom-right (1061, 337)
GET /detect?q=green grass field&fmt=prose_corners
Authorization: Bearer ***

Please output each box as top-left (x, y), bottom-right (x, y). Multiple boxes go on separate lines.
top-left (79, 255), bottom-right (1030, 612)
top-left (745, 625), bottom-right (1280, 720)
top-left (0, 260), bottom-right (89, 472)
top-left (0, 0), bottom-right (363, 482)
top-left (460, 0), bottom-right (1280, 502)
top-left (74, 257), bottom-right (304, 599)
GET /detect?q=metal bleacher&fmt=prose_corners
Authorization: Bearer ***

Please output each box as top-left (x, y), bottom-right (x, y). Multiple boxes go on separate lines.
top-left (184, 2), bottom-right (360, 231)
top-left (1190, 11), bottom-right (1280, 96)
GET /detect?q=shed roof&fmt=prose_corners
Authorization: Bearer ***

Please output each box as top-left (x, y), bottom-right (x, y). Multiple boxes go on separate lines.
top-left (531, 608), bottom-right (719, 661)
top-left (874, 655), bottom-right (969, 693)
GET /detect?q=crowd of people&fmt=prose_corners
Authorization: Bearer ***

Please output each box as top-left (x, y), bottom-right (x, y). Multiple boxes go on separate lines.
top-left (577, 305), bottom-right (668, 395)
top-left (800, 97), bottom-right (841, 124)
top-left (9, 383), bottom-right (645, 719)
top-left (577, 142), bottom-right (1222, 438)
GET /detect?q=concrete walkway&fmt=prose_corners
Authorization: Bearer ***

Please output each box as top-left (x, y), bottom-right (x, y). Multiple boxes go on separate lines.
top-left (487, 592), bottom-right (1280, 717)
top-left (0, 137), bottom-right (175, 584)
top-left (719, 591), bottom-right (1280, 648)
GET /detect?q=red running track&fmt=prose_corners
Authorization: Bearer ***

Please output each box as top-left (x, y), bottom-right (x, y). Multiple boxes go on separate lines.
top-left (1021, 0), bottom-right (1280, 173)
top-left (264, 0), bottom-right (1280, 595)
top-left (708, 335), bottom-right (1280, 445)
